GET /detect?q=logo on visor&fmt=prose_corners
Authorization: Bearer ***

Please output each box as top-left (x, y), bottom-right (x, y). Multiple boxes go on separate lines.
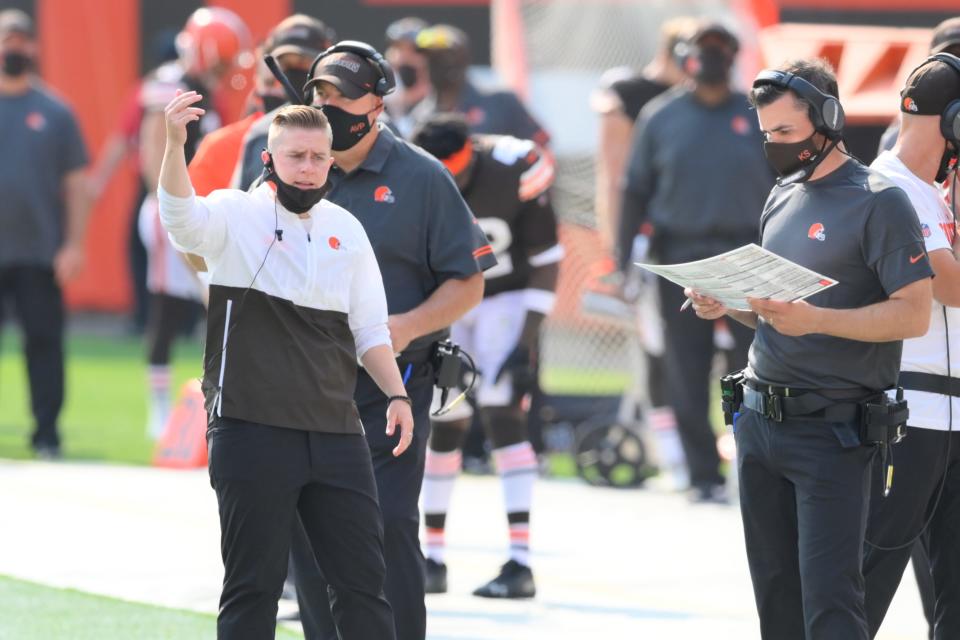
top-left (903, 97), bottom-right (919, 113)
top-left (327, 58), bottom-right (361, 73)
top-left (807, 223), bottom-right (826, 242)
top-left (374, 186), bottom-right (395, 203)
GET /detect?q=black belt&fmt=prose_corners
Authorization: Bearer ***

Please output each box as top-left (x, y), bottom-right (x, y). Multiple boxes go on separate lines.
top-left (742, 380), bottom-right (868, 423)
top-left (397, 344), bottom-right (437, 368)
top-left (899, 371), bottom-right (960, 398)
top-left (357, 344), bottom-right (435, 387)
top-left (745, 381), bottom-right (871, 400)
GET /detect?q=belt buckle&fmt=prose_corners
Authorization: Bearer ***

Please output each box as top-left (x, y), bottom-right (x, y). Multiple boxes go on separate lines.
top-left (764, 394), bottom-right (783, 422)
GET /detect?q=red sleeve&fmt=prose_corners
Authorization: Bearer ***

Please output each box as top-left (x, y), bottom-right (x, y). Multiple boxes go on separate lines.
top-left (118, 83), bottom-right (144, 141)
top-left (188, 113), bottom-right (261, 196)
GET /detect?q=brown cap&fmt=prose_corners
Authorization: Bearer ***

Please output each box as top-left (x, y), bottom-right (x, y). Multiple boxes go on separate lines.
top-left (385, 17), bottom-right (428, 47)
top-left (0, 9), bottom-right (33, 37)
top-left (931, 17), bottom-right (960, 55)
top-left (264, 15), bottom-right (334, 60)
top-left (304, 51), bottom-right (381, 99)
top-left (900, 58), bottom-right (960, 115)
top-left (691, 20), bottom-right (739, 53)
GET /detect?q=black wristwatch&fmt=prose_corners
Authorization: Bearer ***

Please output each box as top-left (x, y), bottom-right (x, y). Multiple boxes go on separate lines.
top-left (387, 395), bottom-right (413, 407)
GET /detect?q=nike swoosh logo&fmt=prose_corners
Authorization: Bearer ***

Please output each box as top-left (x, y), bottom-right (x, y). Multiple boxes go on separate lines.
top-left (910, 253), bottom-right (924, 264)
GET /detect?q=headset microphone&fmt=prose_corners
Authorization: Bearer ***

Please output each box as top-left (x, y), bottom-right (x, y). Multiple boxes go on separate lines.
top-left (263, 55), bottom-right (308, 105)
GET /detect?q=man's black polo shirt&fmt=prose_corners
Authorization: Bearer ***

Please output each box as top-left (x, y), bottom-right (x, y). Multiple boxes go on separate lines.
top-left (747, 160), bottom-right (933, 391)
top-left (326, 124), bottom-right (494, 351)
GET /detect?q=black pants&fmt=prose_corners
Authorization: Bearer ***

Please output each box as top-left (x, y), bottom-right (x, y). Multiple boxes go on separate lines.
top-left (295, 358), bottom-right (435, 640)
top-left (208, 417), bottom-right (395, 640)
top-left (144, 293), bottom-right (201, 365)
top-left (863, 426), bottom-right (960, 639)
top-left (735, 408), bottom-right (875, 640)
top-left (659, 279), bottom-right (752, 488)
top-left (0, 266), bottom-right (64, 449)
top-left (911, 540), bottom-right (937, 639)
top-left (128, 184), bottom-right (149, 334)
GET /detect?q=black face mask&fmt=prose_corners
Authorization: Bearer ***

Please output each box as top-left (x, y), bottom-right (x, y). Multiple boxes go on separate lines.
top-left (694, 46), bottom-right (732, 86)
top-left (264, 164), bottom-right (330, 214)
top-left (285, 68), bottom-right (310, 98)
top-left (936, 143), bottom-right (958, 185)
top-left (397, 64), bottom-right (419, 89)
top-left (2, 51), bottom-right (31, 77)
top-left (320, 104), bottom-right (374, 152)
top-left (763, 132), bottom-right (835, 185)
top-left (260, 94), bottom-right (286, 114)
top-left (428, 55), bottom-right (465, 92)
top-left (259, 69), bottom-right (310, 113)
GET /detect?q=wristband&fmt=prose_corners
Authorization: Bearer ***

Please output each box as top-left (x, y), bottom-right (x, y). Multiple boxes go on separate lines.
top-left (388, 395), bottom-right (413, 407)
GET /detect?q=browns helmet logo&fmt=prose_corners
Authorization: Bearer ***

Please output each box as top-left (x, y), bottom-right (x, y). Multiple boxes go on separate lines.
top-left (328, 236), bottom-right (341, 250)
top-left (25, 112), bottom-right (46, 131)
top-left (902, 97), bottom-right (919, 113)
top-left (466, 106), bottom-right (486, 126)
top-left (731, 115), bottom-right (750, 135)
top-left (374, 186), bottom-right (395, 203)
top-left (807, 223), bottom-right (826, 242)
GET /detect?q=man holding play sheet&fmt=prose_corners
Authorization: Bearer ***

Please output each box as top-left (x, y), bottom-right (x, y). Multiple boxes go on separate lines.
top-left (685, 58), bottom-right (933, 640)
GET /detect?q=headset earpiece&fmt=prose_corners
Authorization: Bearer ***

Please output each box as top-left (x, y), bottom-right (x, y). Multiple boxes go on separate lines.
top-left (943, 100), bottom-right (960, 148)
top-left (816, 95), bottom-right (845, 139)
top-left (672, 41), bottom-right (691, 73)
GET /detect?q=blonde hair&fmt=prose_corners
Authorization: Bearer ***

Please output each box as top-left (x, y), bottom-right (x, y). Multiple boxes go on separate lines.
top-left (268, 105), bottom-right (332, 146)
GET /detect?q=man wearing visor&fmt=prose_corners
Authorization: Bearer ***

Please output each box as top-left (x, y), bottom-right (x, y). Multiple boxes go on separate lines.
top-left (288, 41), bottom-right (494, 640)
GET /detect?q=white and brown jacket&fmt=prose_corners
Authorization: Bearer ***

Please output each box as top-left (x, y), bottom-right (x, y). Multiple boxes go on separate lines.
top-left (158, 184), bottom-right (390, 434)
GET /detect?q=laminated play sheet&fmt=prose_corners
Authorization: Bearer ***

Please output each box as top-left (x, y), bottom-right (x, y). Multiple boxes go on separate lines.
top-left (637, 244), bottom-right (838, 310)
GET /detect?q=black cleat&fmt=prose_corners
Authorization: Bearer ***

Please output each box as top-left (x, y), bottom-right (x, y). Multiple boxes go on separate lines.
top-left (472, 560), bottom-right (536, 599)
top-left (687, 482), bottom-right (729, 505)
top-left (33, 443), bottom-right (62, 461)
top-left (424, 558), bottom-right (448, 594)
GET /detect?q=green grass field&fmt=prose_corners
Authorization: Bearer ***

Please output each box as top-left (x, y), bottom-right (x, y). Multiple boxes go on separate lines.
top-left (0, 332), bottom-right (202, 464)
top-left (0, 574), bottom-right (302, 640)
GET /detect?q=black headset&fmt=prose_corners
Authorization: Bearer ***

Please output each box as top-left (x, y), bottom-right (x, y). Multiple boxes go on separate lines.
top-left (912, 52), bottom-right (960, 147)
top-left (672, 41), bottom-right (695, 76)
top-left (752, 70), bottom-right (846, 140)
top-left (306, 40), bottom-right (396, 99)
